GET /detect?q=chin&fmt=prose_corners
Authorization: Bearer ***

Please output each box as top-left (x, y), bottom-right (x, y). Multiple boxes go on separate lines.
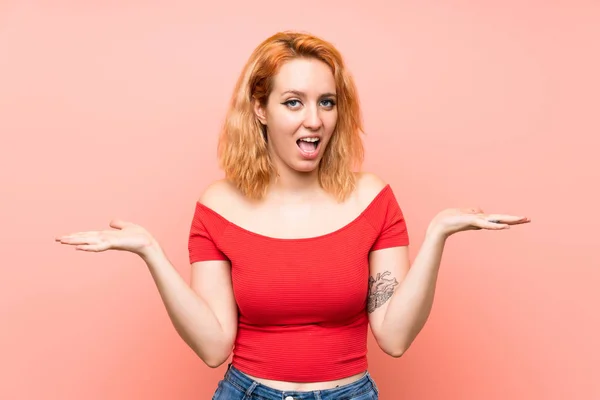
top-left (291, 159), bottom-right (322, 173)
top-left (293, 164), bottom-right (320, 173)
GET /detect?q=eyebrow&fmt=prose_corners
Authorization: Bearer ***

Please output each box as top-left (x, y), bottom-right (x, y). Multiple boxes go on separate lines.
top-left (281, 90), bottom-right (337, 97)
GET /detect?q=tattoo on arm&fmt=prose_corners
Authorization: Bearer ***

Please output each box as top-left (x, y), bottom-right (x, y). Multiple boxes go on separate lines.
top-left (367, 271), bottom-right (399, 313)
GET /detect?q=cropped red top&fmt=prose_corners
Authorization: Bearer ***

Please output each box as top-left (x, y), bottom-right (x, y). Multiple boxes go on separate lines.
top-left (188, 184), bottom-right (409, 382)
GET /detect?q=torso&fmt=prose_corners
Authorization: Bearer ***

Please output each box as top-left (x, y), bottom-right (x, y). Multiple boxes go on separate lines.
top-left (203, 171), bottom-right (387, 391)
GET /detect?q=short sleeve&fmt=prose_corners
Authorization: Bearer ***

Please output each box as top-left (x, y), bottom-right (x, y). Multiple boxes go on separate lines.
top-left (370, 187), bottom-right (409, 251)
top-left (188, 203), bottom-right (228, 263)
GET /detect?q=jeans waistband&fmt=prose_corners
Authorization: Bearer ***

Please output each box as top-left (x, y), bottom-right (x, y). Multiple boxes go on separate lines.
top-left (223, 363), bottom-right (378, 399)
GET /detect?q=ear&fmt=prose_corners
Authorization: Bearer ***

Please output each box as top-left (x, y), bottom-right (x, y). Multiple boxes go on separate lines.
top-left (253, 99), bottom-right (267, 125)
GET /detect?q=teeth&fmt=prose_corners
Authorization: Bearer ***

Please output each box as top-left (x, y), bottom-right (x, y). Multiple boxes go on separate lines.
top-left (299, 137), bottom-right (319, 142)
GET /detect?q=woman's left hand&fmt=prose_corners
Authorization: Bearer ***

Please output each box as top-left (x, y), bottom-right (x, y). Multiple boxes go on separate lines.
top-left (427, 207), bottom-right (531, 239)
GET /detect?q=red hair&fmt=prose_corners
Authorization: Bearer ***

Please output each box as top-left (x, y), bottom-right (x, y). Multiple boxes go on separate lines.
top-left (217, 31), bottom-right (365, 201)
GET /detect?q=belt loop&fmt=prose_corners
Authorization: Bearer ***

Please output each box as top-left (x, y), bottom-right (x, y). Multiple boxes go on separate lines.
top-left (244, 381), bottom-right (258, 397)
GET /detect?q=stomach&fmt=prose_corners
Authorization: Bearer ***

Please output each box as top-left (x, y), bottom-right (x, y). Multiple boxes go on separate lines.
top-left (238, 370), bottom-right (368, 391)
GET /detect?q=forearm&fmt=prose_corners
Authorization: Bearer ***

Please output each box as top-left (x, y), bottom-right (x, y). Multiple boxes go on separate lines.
top-left (380, 230), bottom-right (447, 355)
top-left (140, 243), bottom-right (231, 367)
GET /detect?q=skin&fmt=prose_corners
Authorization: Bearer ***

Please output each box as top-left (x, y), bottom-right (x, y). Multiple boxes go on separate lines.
top-left (55, 57), bottom-right (531, 393)
top-left (254, 57), bottom-right (338, 197)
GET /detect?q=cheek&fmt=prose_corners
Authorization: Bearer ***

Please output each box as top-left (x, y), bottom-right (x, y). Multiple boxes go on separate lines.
top-left (266, 113), bottom-right (299, 148)
top-left (268, 111), bottom-right (303, 133)
top-left (324, 111), bottom-right (338, 132)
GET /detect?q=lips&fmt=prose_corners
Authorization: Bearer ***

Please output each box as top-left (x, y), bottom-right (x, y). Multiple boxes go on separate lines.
top-left (296, 137), bottom-right (320, 152)
top-left (295, 136), bottom-right (322, 160)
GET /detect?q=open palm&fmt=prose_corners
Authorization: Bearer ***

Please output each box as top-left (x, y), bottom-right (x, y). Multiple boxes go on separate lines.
top-left (55, 219), bottom-right (155, 256)
top-left (428, 207), bottom-right (531, 238)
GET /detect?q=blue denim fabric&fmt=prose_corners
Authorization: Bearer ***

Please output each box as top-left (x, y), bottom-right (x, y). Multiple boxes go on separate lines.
top-left (212, 364), bottom-right (379, 399)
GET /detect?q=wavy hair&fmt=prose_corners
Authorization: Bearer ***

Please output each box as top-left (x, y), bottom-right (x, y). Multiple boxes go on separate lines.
top-left (217, 31), bottom-right (365, 202)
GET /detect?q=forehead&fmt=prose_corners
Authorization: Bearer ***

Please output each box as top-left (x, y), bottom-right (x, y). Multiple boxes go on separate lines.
top-left (271, 58), bottom-right (336, 94)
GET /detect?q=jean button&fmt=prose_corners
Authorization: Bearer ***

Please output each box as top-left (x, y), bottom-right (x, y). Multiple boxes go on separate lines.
top-left (284, 397), bottom-right (294, 400)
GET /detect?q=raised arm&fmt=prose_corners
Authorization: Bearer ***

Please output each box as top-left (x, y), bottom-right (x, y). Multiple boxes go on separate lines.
top-left (55, 185), bottom-right (239, 368)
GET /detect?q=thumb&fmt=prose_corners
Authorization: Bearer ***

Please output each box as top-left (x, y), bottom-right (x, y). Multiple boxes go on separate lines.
top-left (109, 219), bottom-right (131, 229)
top-left (464, 206), bottom-right (484, 214)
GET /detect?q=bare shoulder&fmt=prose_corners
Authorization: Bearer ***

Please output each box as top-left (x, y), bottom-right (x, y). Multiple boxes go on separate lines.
top-left (197, 179), bottom-right (246, 216)
top-left (354, 172), bottom-right (388, 206)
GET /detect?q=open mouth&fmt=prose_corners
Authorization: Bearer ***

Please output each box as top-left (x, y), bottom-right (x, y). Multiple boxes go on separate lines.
top-left (296, 137), bottom-right (320, 153)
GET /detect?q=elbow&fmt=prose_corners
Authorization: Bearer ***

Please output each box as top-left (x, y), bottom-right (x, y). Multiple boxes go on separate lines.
top-left (379, 339), bottom-right (408, 358)
top-left (387, 347), bottom-right (407, 358)
top-left (375, 333), bottom-right (408, 358)
top-left (196, 339), bottom-right (233, 369)
top-left (204, 356), bottom-right (229, 369)
top-left (202, 348), bottom-right (232, 368)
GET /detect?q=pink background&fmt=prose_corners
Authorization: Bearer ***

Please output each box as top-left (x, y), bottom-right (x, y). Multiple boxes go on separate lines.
top-left (1, 1), bottom-right (598, 399)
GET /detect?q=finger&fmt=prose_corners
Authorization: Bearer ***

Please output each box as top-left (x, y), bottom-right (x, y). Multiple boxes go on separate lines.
top-left (75, 243), bottom-right (110, 252)
top-left (509, 218), bottom-right (531, 225)
top-left (498, 218), bottom-right (531, 226)
top-left (485, 215), bottom-right (530, 224)
top-left (109, 219), bottom-right (132, 230)
top-left (56, 235), bottom-right (94, 244)
top-left (55, 231), bottom-right (97, 241)
top-left (474, 218), bottom-right (510, 230)
top-left (57, 233), bottom-right (109, 246)
top-left (462, 207), bottom-right (484, 214)
top-left (56, 232), bottom-right (101, 243)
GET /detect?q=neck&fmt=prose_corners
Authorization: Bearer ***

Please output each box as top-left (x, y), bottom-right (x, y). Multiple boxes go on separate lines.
top-left (268, 166), bottom-right (322, 202)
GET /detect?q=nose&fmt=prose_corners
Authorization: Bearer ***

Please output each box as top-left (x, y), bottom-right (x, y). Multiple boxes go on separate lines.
top-left (303, 105), bottom-right (323, 130)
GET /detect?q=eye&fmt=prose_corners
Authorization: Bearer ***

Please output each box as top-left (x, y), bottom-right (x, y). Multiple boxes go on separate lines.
top-left (320, 99), bottom-right (336, 108)
top-left (283, 99), bottom-right (302, 108)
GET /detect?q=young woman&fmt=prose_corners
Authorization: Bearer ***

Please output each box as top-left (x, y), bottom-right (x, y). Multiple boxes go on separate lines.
top-left (56, 31), bottom-right (530, 399)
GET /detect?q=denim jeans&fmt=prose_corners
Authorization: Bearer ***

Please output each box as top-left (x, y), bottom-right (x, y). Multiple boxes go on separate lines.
top-left (212, 363), bottom-right (379, 399)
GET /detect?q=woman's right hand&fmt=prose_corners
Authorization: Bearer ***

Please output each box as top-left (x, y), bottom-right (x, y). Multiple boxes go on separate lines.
top-left (55, 219), bottom-right (158, 258)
